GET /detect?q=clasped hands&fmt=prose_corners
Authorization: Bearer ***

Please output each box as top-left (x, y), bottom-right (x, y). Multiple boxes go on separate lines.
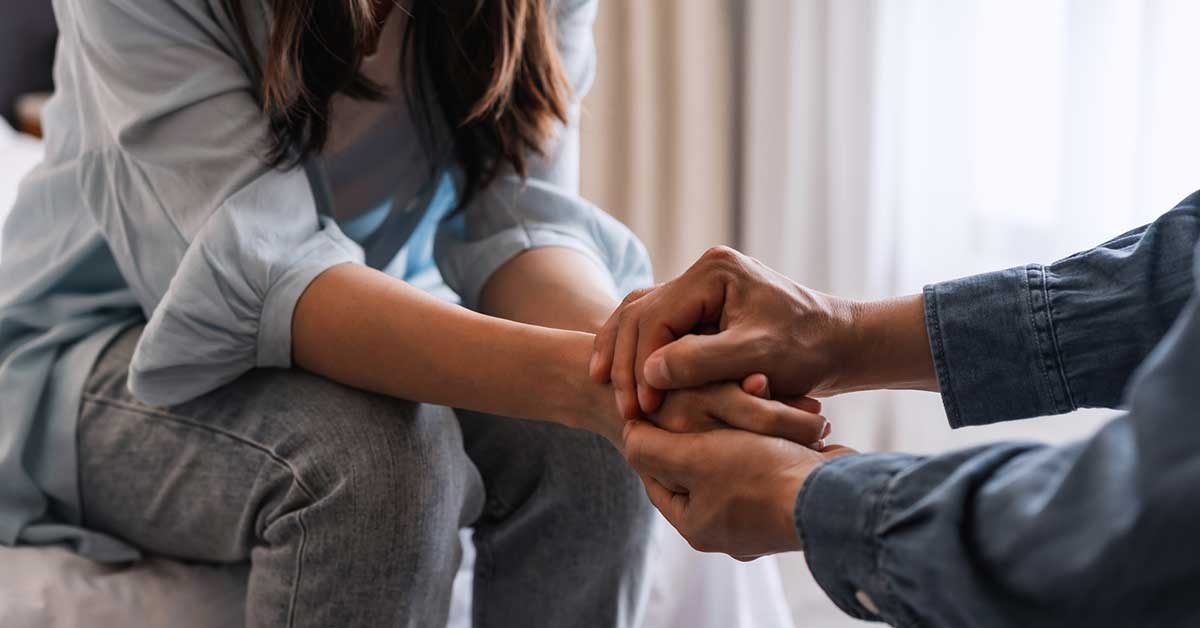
top-left (589, 246), bottom-right (932, 560)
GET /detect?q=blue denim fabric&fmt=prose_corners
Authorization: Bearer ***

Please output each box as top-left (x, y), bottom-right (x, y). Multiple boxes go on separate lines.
top-left (796, 193), bottom-right (1200, 626)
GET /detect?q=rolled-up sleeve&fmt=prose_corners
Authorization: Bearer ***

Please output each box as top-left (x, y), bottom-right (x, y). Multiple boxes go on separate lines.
top-left (434, 0), bottom-right (652, 309)
top-left (798, 262), bottom-right (1200, 626)
top-left (120, 167), bottom-right (362, 406)
top-left (797, 229), bottom-right (1200, 627)
top-left (924, 199), bottom-right (1198, 427)
top-left (65, 0), bottom-right (362, 406)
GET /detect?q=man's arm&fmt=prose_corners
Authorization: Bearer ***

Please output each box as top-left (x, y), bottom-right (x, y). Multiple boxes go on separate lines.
top-left (927, 200), bottom-right (1198, 426)
top-left (797, 259), bottom-right (1200, 626)
top-left (593, 197), bottom-right (1199, 425)
top-left (625, 251), bottom-right (1200, 625)
top-left (591, 246), bottom-right (936, 418)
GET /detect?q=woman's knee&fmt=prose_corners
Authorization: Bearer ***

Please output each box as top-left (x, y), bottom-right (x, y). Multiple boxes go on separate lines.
top-left (464, 415), bottom-right (654, 536)
top-left (552, 431), bottom-right (655, 528)
top-left (241, 371), bottom-right (483, 533)
top-left (525, 427), bottom-right (655, 556)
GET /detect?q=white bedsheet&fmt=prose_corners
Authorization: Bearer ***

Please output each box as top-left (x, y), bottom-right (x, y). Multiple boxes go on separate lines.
top-left (0, 120), bottom-right (797, 628)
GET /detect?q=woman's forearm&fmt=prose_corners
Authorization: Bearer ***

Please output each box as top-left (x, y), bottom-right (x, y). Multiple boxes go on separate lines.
top-left (293, 263), bottom-right (623, 442)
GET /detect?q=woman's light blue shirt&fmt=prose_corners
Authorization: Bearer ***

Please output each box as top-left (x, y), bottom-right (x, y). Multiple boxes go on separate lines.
top-left (0, 0), bottom-right (650, 561)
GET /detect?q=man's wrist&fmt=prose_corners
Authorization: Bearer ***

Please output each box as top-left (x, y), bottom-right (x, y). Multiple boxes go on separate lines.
top-left (833, 294), bottom-right (938, 394)
top-left (778, 464), bottom-right (813, 552)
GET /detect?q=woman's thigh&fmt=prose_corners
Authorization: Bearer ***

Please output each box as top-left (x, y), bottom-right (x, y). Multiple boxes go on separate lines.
top-left (455, 410), bottom-right (654, 627)
top-left (77, 324), bottom-right (485, 563)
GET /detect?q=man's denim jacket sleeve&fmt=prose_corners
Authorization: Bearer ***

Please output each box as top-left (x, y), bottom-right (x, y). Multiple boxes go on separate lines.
top-left (795, 194), bottom-right (1200, 626)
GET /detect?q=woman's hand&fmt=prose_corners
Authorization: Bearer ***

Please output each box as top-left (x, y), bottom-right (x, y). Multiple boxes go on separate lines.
top-left (649, 375), bottom-right (829, 448)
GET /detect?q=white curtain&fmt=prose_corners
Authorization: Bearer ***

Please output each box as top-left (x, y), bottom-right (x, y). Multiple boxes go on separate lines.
top-left (742, 1), bottom-right (1200, 625)
top-left (582, 3), bottom-right (798, 627)
top-left (581, 0), bottom-right (738, 280)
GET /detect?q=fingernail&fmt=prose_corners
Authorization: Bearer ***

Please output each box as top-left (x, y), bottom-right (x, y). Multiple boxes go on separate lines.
top-left (645, 354), bottom-right (670, 386)
top-left (615, 390), bottom-right (630, 419)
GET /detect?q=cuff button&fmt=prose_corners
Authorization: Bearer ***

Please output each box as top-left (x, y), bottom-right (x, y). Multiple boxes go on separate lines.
top-left (855, 590), bottom-right (880, 616)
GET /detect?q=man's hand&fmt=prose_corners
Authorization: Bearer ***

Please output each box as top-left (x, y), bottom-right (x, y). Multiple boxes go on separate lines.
top-left (590, 246), bottom-right (856, 418)
top-left (591, 246), bottom-right (938, 420)
top-left (623, 419), bottom-right (856, 560)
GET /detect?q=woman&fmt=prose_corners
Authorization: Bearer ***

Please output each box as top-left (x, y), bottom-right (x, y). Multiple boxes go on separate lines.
top-left (0, 0), bottom-right (829, 626)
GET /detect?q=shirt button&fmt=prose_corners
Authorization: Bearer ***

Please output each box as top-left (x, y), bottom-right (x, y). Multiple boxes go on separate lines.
top-left (855, 590), bottom-right (880, 616)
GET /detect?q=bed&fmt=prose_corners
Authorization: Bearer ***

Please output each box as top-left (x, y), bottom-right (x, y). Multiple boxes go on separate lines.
top-left (0, 119), bottom-right (797, 627)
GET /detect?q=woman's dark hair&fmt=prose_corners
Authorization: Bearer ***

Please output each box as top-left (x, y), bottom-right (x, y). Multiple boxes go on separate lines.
top-left (223, 0), bottom-right (570, 207)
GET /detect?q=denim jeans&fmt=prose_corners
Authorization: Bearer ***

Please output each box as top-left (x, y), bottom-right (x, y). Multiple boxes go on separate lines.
top-left (77, 325), bottom-right (654, 627)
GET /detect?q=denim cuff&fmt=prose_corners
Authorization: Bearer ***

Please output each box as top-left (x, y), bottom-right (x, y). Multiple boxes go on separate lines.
top-left (795, 453), bottom-right (921, 625)
top-left (924, 266), bottom-right (1075, 428)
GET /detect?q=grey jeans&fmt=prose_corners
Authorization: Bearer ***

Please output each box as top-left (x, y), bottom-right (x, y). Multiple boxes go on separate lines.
top-left (77, 325), bottom-right (653, 627)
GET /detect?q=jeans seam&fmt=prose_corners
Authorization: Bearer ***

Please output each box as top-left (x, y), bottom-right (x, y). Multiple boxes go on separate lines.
top-left (288, 510), bottom-right (308, 628)
top-left (472, 528), bottom-right (494, 627)
top-left (469, 489), bottom-right (513, 627)
top-left (80, 393), bottom-right (320, 501)
top-left (80, 392), bottom-right (316, 627)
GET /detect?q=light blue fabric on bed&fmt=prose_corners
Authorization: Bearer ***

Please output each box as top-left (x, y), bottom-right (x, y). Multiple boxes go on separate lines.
top-left (0, 0), bottom-right (650, 561)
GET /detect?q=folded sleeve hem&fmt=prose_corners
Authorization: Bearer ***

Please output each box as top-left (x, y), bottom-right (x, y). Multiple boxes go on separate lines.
top-left (923, 265), bottom-right (1074, 427)
top-left (796, 453), bottom-right (922, 624)
top-left (257, 223), bottom-right (362, 369)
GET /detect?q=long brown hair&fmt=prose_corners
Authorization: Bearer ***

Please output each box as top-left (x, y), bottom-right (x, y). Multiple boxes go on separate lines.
top-left (224, 0), bottom-right (571, 206)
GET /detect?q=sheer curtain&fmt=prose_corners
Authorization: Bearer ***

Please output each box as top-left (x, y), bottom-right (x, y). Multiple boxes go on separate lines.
top-left (581, 3), bottom-right (798, 627)
top-left (742, 0), bottom-right (1200, 624)
top-left (581, 0), bottom-right (738, 280)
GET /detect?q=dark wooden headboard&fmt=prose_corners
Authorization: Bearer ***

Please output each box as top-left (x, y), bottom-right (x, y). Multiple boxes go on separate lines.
top-left (0, 1), bottom-right (57, 127)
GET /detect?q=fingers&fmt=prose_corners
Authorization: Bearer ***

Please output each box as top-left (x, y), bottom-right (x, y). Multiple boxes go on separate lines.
top-left (591, 286), bottom-right (654, 382)
top-left (611, 306), bottom-right (642, 419)
top-left (744, 376), bottom-right (822, 414)
top-left (638, 473), bottom-right (690, 534)
top-left (634, 319), bottom-right (674, 415)
top-left (596, 258), bottom-right (734, 406)
top-left (784, 396), bottom-right (822, 414)
top-left (741, 373), bottom-right (771, 399)
top-left (710, 389), bottom-right (828, 445)
top-left (643, 331), bottom-right (763, 390)
top-left (622, 420), bottom-right (700, 483)
top-left (806, 421), bottom-right (833, 449)
top-left (819, 444), bottom-right (857, 458)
